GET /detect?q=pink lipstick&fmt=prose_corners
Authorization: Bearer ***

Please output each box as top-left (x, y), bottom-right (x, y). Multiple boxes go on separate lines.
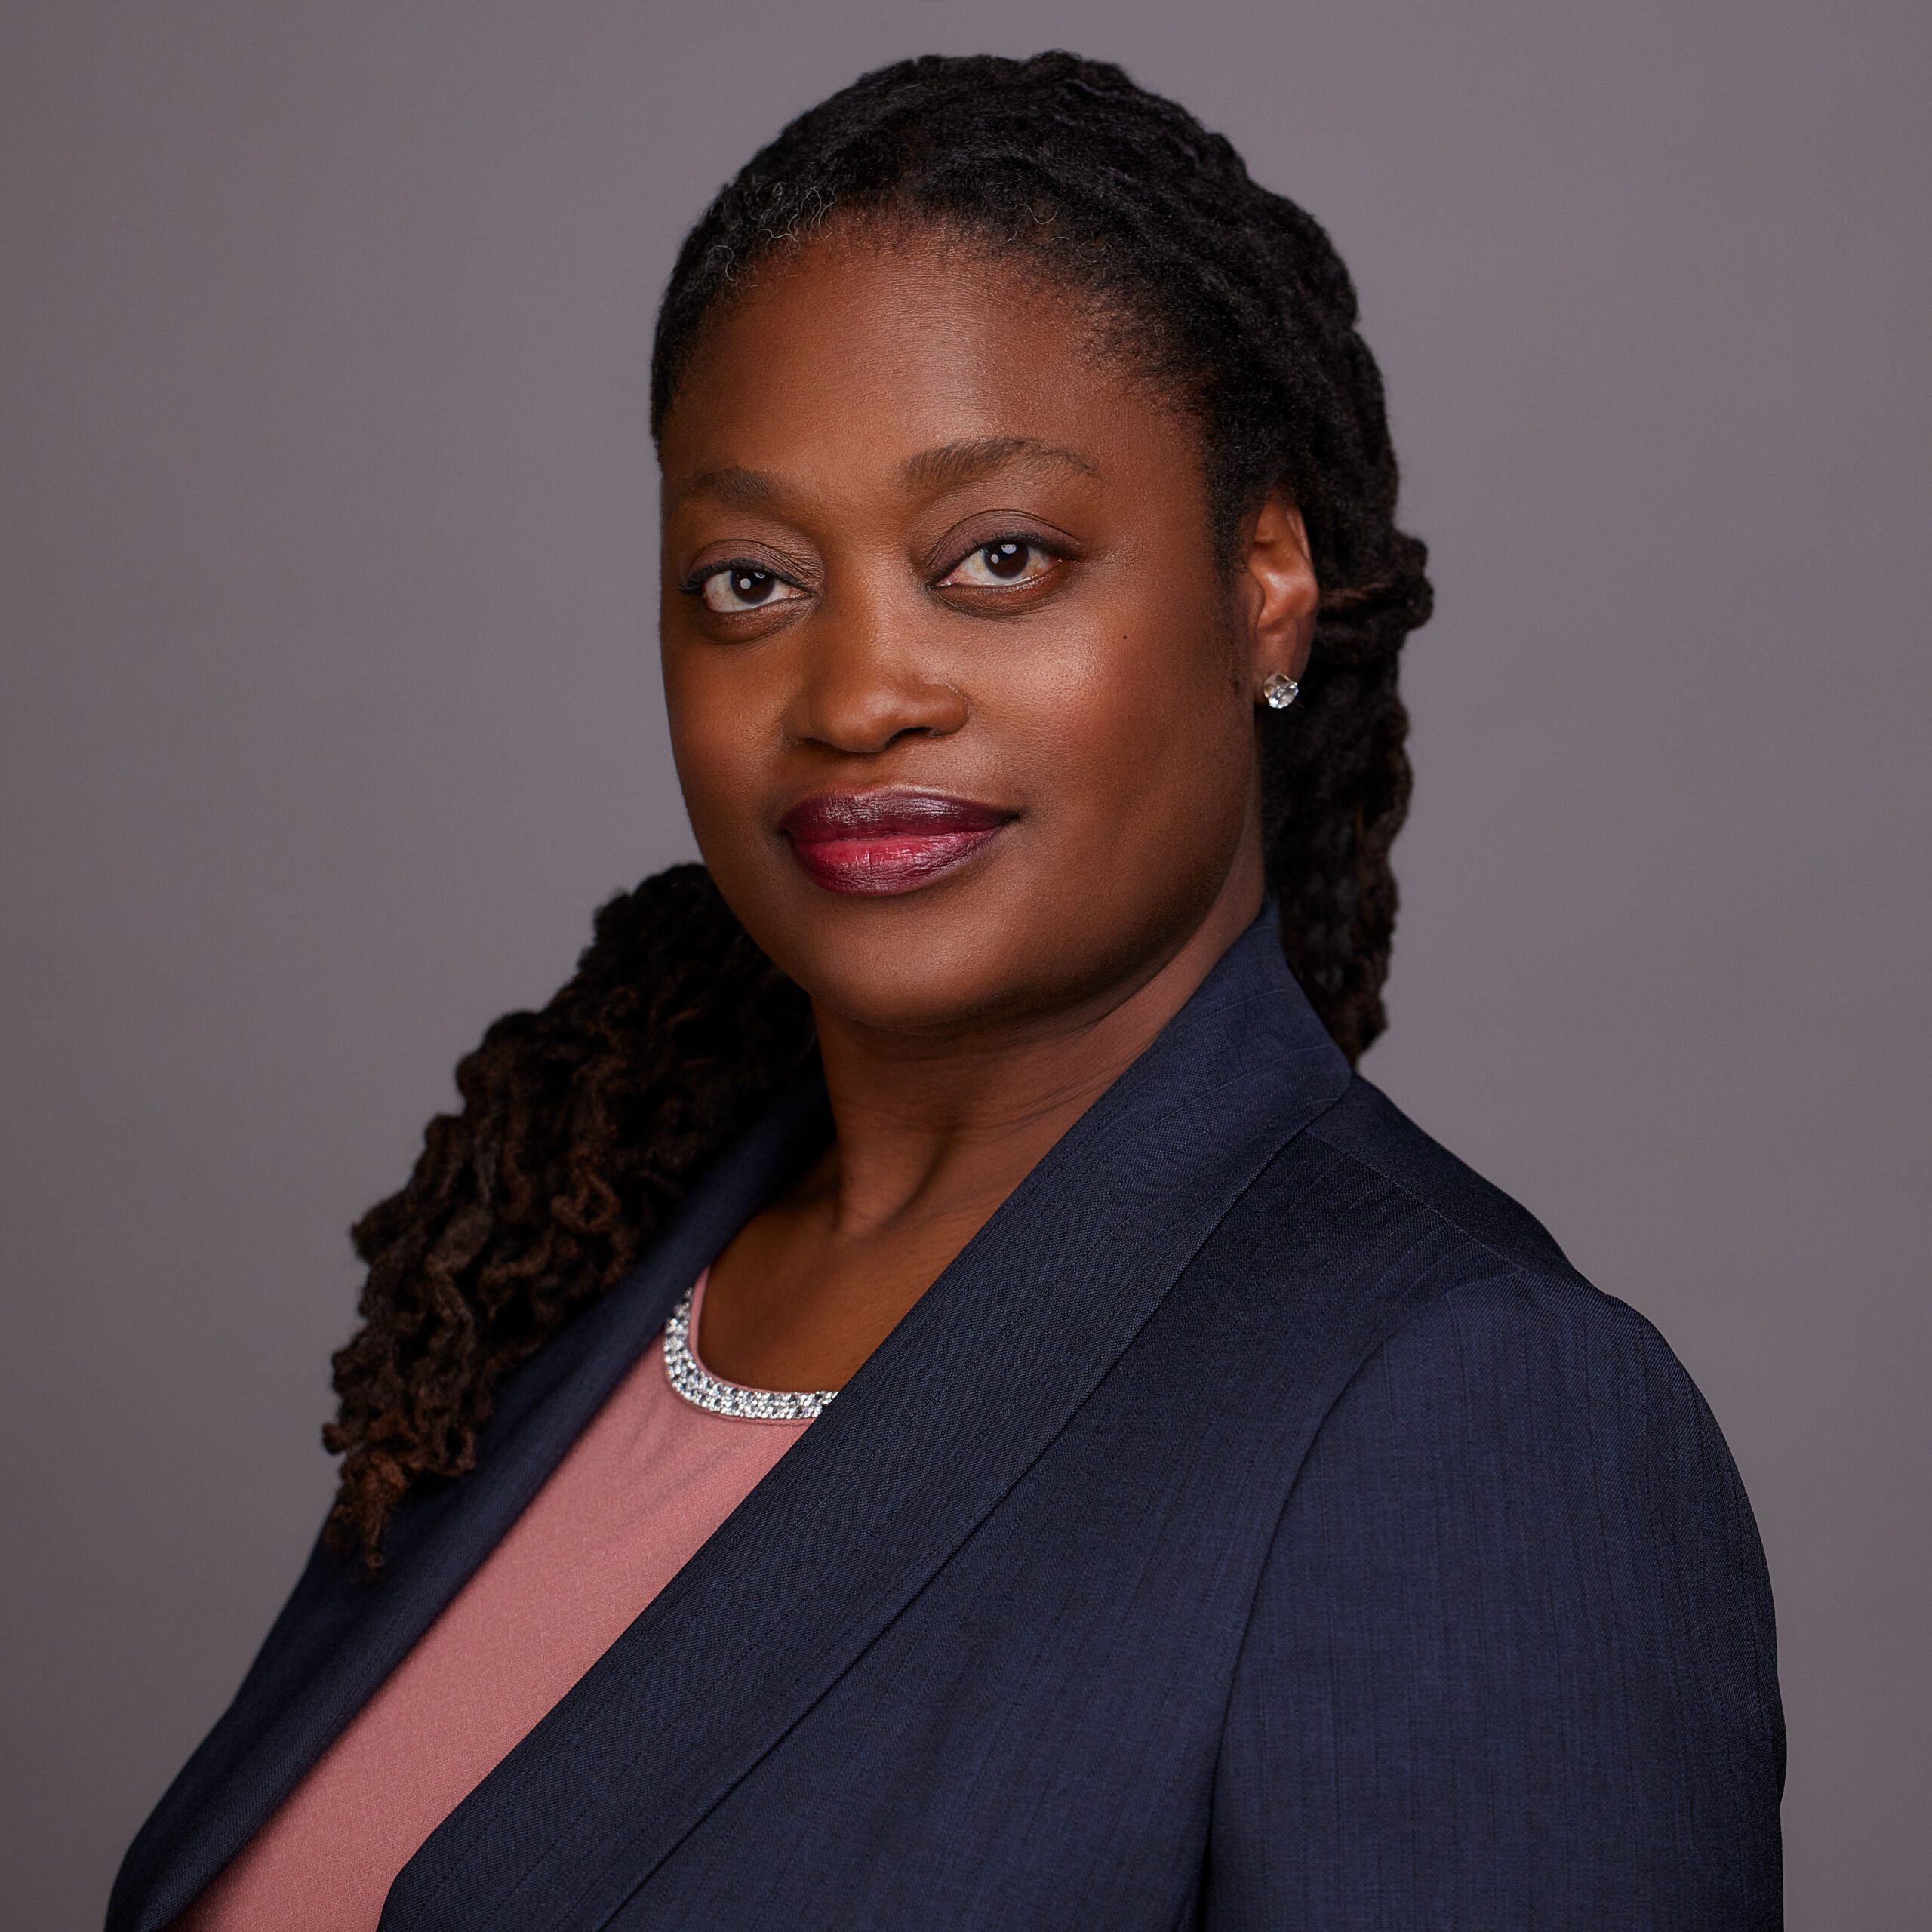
top-left (780, 789), bottom-right (1013, 896)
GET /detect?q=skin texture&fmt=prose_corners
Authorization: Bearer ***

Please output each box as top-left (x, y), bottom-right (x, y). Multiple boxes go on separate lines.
top-left (659, 226), bottom-right (1316, 1389)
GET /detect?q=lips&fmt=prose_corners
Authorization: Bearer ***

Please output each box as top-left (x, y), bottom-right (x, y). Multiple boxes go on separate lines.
top-left (779, 789), bottom-right (1013, 896)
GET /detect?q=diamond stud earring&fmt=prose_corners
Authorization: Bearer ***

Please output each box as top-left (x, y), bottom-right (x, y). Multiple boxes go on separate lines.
top-left (1262, 672), bottom-right (1300, 710)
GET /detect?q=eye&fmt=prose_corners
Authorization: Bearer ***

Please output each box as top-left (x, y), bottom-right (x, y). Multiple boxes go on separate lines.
top-left (940, 539), bottom-right (1056, 589)
top-left (697, 565), bottom-right (808, 614)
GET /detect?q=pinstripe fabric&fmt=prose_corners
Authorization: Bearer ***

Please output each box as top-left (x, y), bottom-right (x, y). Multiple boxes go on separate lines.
top-left (111, 915), bottom-right (1782, 1931)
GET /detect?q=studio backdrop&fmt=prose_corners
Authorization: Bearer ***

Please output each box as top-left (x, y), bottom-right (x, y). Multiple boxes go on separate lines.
top-left (2, 3), bottom-right (1927, 1926)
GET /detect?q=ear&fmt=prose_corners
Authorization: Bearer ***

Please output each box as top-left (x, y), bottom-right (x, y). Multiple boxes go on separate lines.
top-left (1235, 494), bottom-right (1319, 698)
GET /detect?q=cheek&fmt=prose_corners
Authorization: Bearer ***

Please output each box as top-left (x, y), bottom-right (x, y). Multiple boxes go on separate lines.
top-left (661, 648), bottom-right (774, 851)
top-left (1011, 585), bottom-right (1250, 834)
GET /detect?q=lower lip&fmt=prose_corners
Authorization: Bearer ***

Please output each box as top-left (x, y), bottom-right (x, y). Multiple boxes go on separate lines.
top-left (785, 825), bottom-right (1006, 895)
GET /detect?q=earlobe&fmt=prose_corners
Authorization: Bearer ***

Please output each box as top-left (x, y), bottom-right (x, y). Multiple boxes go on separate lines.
top-left (1242, 495), bottom-right (1319, 702)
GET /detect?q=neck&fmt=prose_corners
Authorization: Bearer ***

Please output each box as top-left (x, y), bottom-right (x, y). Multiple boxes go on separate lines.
top-left (809, 861), bottom-right (1266, 1244)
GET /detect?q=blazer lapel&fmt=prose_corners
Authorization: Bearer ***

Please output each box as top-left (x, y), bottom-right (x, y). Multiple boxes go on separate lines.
top-left (381, 914), bottom-right (1350, 1932)
top-left (109, 1082), bottom-right (833, 1932)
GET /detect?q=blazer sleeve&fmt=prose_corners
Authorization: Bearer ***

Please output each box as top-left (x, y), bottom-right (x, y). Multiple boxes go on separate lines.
top-left (1202, 1270), bottom-right (1784, 1930)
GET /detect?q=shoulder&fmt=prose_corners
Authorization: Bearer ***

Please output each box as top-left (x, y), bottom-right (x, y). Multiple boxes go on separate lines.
top-left (1205, 1069), bottom-right (1755, 1535)
top-left (1199, 1088), bottom-right (1785, 1924)
top-left (1201, 1067), bottom-right (1601, 1358)
top-left (1299, 1071), bottom-right (1574, 1278)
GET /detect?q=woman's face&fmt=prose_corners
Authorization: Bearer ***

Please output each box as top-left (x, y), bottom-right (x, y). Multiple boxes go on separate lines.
top-left (658, 226), bottom-right (1311, 1039)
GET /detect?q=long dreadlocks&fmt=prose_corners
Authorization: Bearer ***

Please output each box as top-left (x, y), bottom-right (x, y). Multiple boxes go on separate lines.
top-left (325, 52), bottom-right (1432, 1567)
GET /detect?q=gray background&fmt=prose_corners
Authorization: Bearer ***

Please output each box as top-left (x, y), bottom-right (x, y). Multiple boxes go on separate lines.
top-left (3, 2), bottom-right (1926, 1924)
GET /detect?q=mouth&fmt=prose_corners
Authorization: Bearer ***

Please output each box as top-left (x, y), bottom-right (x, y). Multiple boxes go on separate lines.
top-left (778, 789), bottom-right (1015, 897)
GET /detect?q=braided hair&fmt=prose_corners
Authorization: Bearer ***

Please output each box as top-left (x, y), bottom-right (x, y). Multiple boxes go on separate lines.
top-left (325, 52), bottom-right (1432, 1567)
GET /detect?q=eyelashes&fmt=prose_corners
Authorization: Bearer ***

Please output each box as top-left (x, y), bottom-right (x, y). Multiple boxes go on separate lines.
top-left (936, 538), bottom-right (1057, 589)
top-left (690, 564), bottom-right (811, 615)
top-left (681, 534), bottom-right (1068, 618)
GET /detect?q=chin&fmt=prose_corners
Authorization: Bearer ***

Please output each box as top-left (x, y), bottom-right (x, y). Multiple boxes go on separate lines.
top-left (780, 910), bottom-right (1040, 1036)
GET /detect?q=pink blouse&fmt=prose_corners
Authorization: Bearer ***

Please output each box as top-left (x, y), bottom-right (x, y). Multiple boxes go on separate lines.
top-left (177, 1272), bottom-right (810, 1931)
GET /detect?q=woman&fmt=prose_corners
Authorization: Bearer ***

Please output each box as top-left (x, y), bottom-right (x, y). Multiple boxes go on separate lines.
top-left (111, 51), bottom-right (1783, 1932)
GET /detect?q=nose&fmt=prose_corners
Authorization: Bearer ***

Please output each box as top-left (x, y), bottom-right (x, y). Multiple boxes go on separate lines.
top-left (785, 592), bottom-right (968, 755)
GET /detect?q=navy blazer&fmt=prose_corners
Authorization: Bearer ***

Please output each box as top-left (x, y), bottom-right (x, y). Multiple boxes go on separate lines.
top-left (111, 915), bottom-right (1783, 1930)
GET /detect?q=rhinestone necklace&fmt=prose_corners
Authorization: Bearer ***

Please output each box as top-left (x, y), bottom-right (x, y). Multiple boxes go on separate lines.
top-left (662, 1288), bottom-right (838, 1423)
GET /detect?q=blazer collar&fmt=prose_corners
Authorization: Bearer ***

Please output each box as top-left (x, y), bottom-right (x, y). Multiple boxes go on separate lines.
top-left (383, 909), bottom-right (1348, 1931)
top-left (112, 908), bottom-right (1348, 1932)
top-left (109, 1081), bottom-right (833, 1932)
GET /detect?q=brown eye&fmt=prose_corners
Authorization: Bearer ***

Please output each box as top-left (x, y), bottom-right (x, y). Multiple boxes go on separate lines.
top-left (941, 540), bottom-right (1054, 589)
top-left (698, 566), bottom-right (808, 615)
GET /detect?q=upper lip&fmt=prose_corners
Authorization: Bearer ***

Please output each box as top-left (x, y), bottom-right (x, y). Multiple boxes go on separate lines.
top-left (779, 789), bottom-right (1014, 841)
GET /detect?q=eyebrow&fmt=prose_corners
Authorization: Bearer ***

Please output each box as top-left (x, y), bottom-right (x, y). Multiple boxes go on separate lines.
top-left (665, 465), bottom-right (784, 512)
top-left (665, 435), bottom-right (1099, 515)
top-left (899, 435), bottom-right (1100, 493)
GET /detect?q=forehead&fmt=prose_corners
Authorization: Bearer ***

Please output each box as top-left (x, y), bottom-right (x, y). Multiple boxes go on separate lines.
top-left (657, 227), bottom-right (1199, 502)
